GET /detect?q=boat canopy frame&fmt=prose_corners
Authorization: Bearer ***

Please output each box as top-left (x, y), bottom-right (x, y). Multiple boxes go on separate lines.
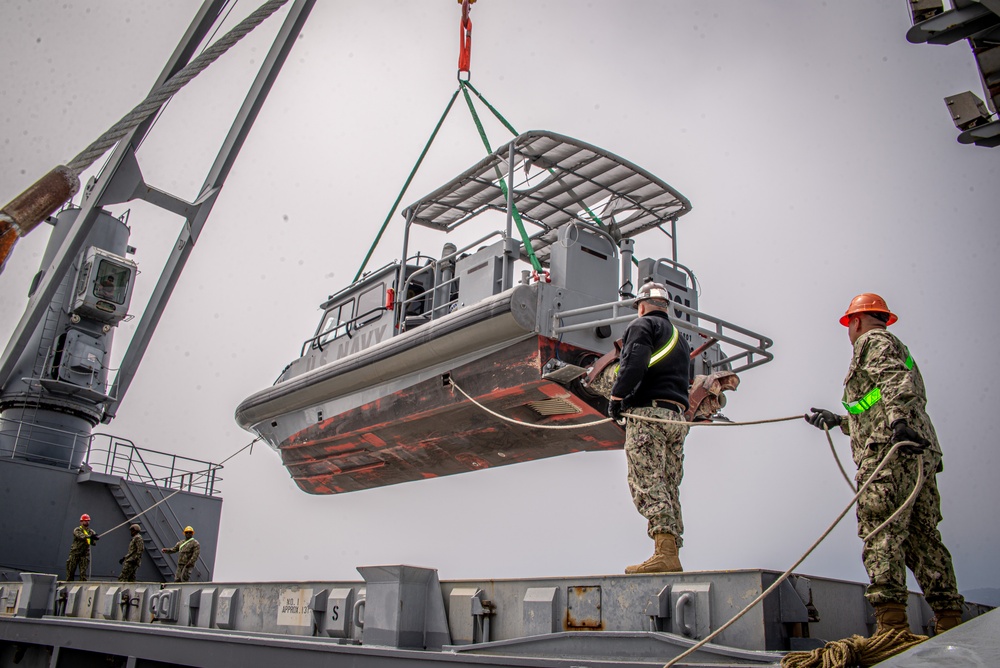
top-left (399, 130), bottom-right (693, 268)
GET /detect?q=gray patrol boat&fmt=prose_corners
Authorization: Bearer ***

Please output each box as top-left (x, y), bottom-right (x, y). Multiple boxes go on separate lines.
top-left (1, 1), bottom-right (998, 667)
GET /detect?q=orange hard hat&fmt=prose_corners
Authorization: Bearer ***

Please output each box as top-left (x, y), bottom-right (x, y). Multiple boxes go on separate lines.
top-left (840, 293), bottom-right (897, 327)
top-left (80, 514), bottom-right (91, 522)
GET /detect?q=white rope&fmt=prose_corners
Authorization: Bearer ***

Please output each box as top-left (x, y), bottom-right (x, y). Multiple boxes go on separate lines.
top-left (823, 423), bottom-right (857, 492)
top-left (448, 378), bottom-right (801, 430)
top-left (863, 452), bottom-right (925, 543)
top-left (663, 442), bottom-right (917, 668)
top-left (66, 0), bottom-right (288, 176)
top-left (99, 438), bottom-right (258, 537)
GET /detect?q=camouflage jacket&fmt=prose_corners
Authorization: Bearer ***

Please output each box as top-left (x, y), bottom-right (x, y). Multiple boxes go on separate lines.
top-left (839, 329), bottom-right (940, 464)
top-left (124, 533), bottom-right (144, 563)
top-left (165, 538), bottom-right (200, 566)
top-left (69, 525), bottom-right (97, 556)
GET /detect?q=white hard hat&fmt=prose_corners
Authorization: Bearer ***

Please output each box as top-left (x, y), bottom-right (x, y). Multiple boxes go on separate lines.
top-left (633, 281), bottom-right (670, 309)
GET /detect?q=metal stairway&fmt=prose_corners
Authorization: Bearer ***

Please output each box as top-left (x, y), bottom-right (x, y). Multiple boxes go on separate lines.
top-left (108, 482), bottom-right (177, 581)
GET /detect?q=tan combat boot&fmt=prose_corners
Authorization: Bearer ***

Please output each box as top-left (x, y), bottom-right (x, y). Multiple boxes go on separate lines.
top-left (873, 602), bottom-right (909, 635)
top-left (932, 609), bottom-right (962, 634)
top-left (625, 533), bottom-right (682, 574)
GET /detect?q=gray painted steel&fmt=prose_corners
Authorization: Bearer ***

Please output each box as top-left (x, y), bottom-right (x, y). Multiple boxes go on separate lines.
top-left (0, 457), bottom-right (221, 584)
top-left (1, 565), bottom-right (994, 668)
top-left (876, 607), bottom-right (1000, 666)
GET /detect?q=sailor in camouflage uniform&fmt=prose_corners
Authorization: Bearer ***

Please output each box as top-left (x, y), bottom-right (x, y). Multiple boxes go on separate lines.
top-left (806, 294), bottom-right (964, 636)
top-left (66, 513), bottom-right (99, 581)
top-left (162, 525), bottom-right (200, 582)
top-left (118, 524), bottom-right (144, 582)
top-left (609, 282), bottom-right (691, 574)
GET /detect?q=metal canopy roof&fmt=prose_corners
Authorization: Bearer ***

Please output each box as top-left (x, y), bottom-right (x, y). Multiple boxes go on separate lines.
top-left (401, 131), bottom-right (692, 263)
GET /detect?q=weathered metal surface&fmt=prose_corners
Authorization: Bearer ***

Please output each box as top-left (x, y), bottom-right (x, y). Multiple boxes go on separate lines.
top-left (5, 567), bottom-right (992, 667)
top-left (280, 337), bottom-right (621, 495)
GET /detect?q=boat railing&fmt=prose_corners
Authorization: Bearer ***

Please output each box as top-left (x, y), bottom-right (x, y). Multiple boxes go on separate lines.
top-left (553, 297), bottom-right (774, 373)
top-left (397, 230), bottom-right (507, 327)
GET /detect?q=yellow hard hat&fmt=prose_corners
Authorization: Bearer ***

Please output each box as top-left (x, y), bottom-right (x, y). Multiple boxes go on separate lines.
top-left (183, 526), bottom-right (195, 534)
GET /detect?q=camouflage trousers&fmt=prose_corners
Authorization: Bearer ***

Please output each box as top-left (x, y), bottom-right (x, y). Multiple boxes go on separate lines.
top-left (119, 559), bottom-right (140, 583)
top-left (175, 562), bottom-right (194, 583)
top-left (624, 406), bottom-right (689, 543)
top-left (66, 550), bottom-right (90, 581)
top-left (856, 448), bottom-right (963, 610)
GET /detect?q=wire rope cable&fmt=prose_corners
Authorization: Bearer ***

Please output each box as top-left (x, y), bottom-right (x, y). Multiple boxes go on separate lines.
top-left (66, 0), bottom-right (288, 177)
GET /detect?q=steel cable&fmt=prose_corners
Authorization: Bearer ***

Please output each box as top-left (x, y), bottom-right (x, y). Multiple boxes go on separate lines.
top-left (66, 0), bottom-right (288, 177)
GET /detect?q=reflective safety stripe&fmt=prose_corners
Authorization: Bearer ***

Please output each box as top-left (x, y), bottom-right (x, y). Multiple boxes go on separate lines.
top-left (648, 326), bottom-right (680, 366)
top-left (842, 351), bottom-right (913, 415)
top-left (612, 325), bottom-right (681, 376)
top-left (843, 386), bottom-right (881, 415)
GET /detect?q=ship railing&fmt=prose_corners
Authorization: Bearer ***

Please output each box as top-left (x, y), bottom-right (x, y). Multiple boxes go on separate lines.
top-left (552, 297), bottom-right (774, 373)
top-left (0, 414), bottom-right (91, 469)
top-left (397, 230), bottom-right (506, 327)
top-left (0, 417), bottom-right (222, 495)
top-left (87, 434), bottom-right (222, 497)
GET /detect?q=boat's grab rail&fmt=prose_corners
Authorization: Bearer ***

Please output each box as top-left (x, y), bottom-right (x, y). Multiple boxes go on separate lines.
top-left (398, 229), bottom-right (506, 324)
top-left (552, 298), bottom-right (774, 373)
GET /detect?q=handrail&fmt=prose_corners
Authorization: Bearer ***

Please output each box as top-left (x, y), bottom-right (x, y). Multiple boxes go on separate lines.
top-left (398, 230), bottom-right (505, 324)
top-left (552, 297), bottom-right (774, 373)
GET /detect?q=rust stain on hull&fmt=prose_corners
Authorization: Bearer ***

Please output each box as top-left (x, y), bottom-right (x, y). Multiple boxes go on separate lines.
top-left (279, 337), bottom-right (623, 494)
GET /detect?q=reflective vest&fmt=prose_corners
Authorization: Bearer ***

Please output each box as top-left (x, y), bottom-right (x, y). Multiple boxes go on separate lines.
top-left (842, 352), bottom-right (914, 415)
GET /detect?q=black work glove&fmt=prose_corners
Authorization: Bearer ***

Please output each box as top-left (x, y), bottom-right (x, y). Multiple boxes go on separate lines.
top-left (119, 557), bottom-right (125, 564)
top-left (608, 399), bottom-right (625, 425)
top-left (891, 420), bottom-right (927, 455)
top-left (805, 407), bottom-right (842, 430)
top-left (90, 533), bottom-right (100, 541)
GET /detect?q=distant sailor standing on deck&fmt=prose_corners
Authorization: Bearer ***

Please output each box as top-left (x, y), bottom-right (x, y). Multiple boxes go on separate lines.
top-left (162, 526), bottom-right (200, 582)
top-left (66, 513), bottom-right (100, 581)
top-left (609, 281), bottom-right (691, 574)
top-left (118, 524), bottom-right (144, 583)
top-left (805, 293), bottom-right (964, 636)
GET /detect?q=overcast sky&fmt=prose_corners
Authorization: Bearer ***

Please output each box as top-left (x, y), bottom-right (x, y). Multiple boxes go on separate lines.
top-left (2, 2), bottom-right (998, 595)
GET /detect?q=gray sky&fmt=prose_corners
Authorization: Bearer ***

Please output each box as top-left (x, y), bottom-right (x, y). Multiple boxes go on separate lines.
top-left (2, 2), bottom-right (999, 594)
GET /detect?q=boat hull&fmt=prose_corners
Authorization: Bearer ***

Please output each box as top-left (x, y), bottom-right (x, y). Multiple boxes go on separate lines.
top-left (280, 336), bottom-right (622, 494)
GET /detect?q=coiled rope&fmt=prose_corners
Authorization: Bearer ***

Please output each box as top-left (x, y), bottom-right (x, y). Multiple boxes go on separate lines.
top-left (779, 628), bottom-right (928, 668)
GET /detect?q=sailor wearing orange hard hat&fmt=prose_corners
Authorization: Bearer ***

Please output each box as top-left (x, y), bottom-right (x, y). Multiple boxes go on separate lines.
top-left (65, 512), bottom-right (100, 581)
top-left (806, 293), bottom-right (964, 637)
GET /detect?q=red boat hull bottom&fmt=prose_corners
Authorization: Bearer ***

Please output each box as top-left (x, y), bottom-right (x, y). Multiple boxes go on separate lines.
top-left (280, 337), bottom-right (623, 494)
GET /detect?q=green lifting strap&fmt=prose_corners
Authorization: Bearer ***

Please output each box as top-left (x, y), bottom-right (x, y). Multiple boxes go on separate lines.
top-left (352, 87), bottom-right (463, 282)
top-left (460, 83), bottom-right (543, 273)
top-left (843, 350), bottom-right (914, 415)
